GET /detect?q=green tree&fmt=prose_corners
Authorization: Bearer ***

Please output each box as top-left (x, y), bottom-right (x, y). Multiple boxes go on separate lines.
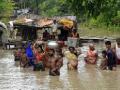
top-left (38, 0), bottom-right (70, 17)
top-left (0, 0), bottom-right (15, 22)
top-left (66, 0), bottom-right (120, 25)
top-left (14, 0), bottom-right (71, 16)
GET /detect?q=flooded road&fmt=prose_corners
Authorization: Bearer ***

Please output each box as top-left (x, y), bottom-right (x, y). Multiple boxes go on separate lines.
top-left (0, 41), bottom-right (120, 90)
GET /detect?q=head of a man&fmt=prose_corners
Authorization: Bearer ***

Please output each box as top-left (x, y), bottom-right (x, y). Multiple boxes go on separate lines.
top-left (89, 43), bottom-right (95, 51)
top-left (105, 41), bottom-right (111, 49)
top-left (69, 47), bottom-right (75, 53)
top-left (48, 49), bottom-right (55, 56)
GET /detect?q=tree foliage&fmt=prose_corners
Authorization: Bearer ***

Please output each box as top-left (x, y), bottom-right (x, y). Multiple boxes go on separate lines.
top-left (0, 0), bottom-right (15, 22)
top-left (66, 0), bottom-right (120, 25)
top-left (14, 0), bottom-right (71, 16)
top-left (14, 0), bottom-right (120, 25)
top-left (39, 0), bottom-right (66, 16)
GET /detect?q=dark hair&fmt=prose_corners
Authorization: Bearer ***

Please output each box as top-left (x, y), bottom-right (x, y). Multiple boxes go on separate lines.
top-left (102, 50), bottom-right (107, 55)
top-left (69, 47), bottom-right (75, 51)
top-left (53, 20), bottom-right (57, 23)
top-left (38, 45), bottom-right (44, 52)
top-left (49, 48), bottom-right (55, 53)
top-left (105, 41), bottom-right (111, 45)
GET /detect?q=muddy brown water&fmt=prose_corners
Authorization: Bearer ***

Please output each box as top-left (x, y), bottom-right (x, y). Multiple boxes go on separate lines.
top-left (0, 41), bottom-right (120, 90)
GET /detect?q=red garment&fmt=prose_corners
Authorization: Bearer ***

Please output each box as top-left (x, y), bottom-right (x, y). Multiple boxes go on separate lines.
top-left (45, 47), bottom-right (49, 52)
top-left (87, 50), bottom-right (97, 57)
top-left (35, 52), bottom-right (45, 62)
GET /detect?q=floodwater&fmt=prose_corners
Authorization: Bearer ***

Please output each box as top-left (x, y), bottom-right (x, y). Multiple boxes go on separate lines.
top-left (0, 41), bottom-right (120, 90)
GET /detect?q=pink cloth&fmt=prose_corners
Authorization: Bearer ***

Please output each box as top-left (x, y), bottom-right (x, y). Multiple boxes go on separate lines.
top-left (86, 50), bottom-right (98, 64)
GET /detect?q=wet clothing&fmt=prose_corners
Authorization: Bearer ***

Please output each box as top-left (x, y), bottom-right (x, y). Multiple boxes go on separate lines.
top-left (33, 61), bottom-right (45, 71)
top-left (106, 49), bottom-right (116, 70)
top-left (33, 51), bottom-right (45, 71)
top-left (65, 51), bottom-right (77, 61)
top-left (35, 52), bottom-right (45, 63)
top-left (86, 50), bottom-right (98, 64)
top-left (65, 51), bottom-right (78, 70)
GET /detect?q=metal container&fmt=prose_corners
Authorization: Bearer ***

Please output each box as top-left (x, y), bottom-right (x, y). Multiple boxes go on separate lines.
top-left (47, 41), bottom-right (58, 49)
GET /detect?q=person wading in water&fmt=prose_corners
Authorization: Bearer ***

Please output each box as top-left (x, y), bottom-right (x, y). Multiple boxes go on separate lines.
top-left (48, 48), bottom-right (63, 76)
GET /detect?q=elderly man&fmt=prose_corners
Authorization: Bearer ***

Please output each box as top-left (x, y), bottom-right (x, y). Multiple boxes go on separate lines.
top-left (85, 44), bottom-right (98, 64)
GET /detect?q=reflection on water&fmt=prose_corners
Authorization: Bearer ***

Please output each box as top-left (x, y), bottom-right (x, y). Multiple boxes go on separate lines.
top-left (0, 41), bottom-right (120, 90)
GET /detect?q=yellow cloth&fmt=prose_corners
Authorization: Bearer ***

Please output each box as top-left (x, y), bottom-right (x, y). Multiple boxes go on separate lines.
top-left (58, 19), bottom-right (73, 29)
top-left (64, 51), bottom-right (77, 61)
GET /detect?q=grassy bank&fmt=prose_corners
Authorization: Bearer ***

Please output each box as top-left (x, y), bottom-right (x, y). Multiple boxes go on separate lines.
top-left (78, 24), bottom-right (120, 39)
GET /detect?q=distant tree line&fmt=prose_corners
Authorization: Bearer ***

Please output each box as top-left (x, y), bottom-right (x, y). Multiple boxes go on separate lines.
top-left (0, 0), bottom-right (120, 26)
top-left (14, 0), bottom-right (120, 26)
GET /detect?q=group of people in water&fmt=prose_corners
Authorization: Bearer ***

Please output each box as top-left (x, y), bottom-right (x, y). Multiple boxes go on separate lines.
top-left (13, 38), bottom-right (120, 76)
top-left (14, 40), bottom-right (64, 76)
top-left (85, 39), bottom-right (120, 71)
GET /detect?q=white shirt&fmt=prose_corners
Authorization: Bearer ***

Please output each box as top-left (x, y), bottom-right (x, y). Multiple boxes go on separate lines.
top-left (116, 44), bottom-right (120, 59)
top-left (52, 23), bottom-right (57, 32)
